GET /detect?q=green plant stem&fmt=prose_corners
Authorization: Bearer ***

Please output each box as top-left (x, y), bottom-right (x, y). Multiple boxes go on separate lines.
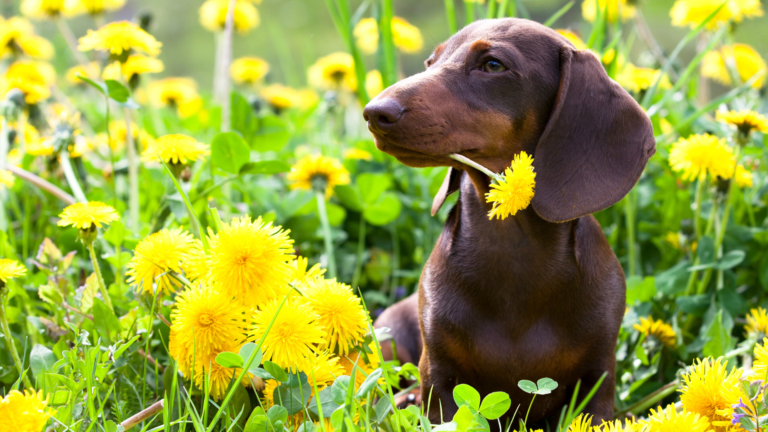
top-left (464, 0), bottom-right (476, 24)
top-left (123, 107), bottom-right (140, 232)
top-left (352, 216), bottom-right (366, 288)
top-left (380, 0), bottom-right (397, 87)
top-left (0, 289), bottom-right (32, 388)
top-left (2, 164), bottom-right (76, 204)
top-left (87, 240), bottom-right (114, 312)
top-left (523, 394), bottom-right (536, 428)
top-left (59, 150), bottom-right (88, 203)
top-left (219, 0), bottom-right (237, 132)
top-left (448, 153), bottom-right (501, 180)
top-left (444, 0), bottom-right (457, 34)
top-left (56, 18), bottom-right (90, 67)
top-left (316, 191), bottom-right (337, 279)
top-left (625, 189), bottom-right (637, 277)
top-left (615, 381), bottom-right (679, 417)
top-left (693, 176), bottom-right (706, 240)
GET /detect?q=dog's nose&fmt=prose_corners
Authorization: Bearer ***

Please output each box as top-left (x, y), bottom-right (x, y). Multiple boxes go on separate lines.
top-left (363, 98), bottom-right (403, 131)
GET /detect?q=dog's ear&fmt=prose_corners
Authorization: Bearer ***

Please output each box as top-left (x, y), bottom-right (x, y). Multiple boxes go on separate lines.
top-left (431, 167), bottom-right (462, 216)
top-left (531, 47), bottom-right (655, 223)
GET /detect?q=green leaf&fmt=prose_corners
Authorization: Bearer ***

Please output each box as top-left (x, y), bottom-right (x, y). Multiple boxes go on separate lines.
top-left (454, 405), bottom-right (478, 432)
top-left (275, 382), bottom-right (312, 415)
top-left (264, 361), bottom-right (288, 382)
top-left (38, 283), bottom-right (63, 306)
top-left (92, 298), bottom-right (121, 342)
top-left (79, 273), bottom-right (99, 313)
top-left (238, 343), bottom-right (263, 372)
top-left (75, 72), bottom-right (106, 94)
top-left (239, 160), bottom-right (290, 175)
top-left (703, 310), bottom-right (733, 358)
top-left (215, 352), bottom-right (244, 369)
top-left (517, 380), bottom-right (537, 394)
top-left (453, 384), bottom-right (481, 411)
top-left (105, 79), bottom-right (130, 103)
top-left (626, 276), bottom-right (656, 304)
top-left (103, 220), bottom-right (125, 246)
top-left (331, 376), bottom-right (350, 404)
top-left (357, 173), bottom-right (392, 205)
top-left (536, 378), bottom-right (558, 393)
top-left (355, 368), bottom-right (382, 397)
top-left (29, 344), bottom-right (56, 381)
top-left (363, 192), bottom-right (402, 226)
top-left (714, 250), bottom-right (746, 270)
top-left (326, 202), bottom-right (347, 227)
top-left (244, 408), bottom-right (268, 432)
top-left (212, 132), bottom-right (250, 174)
top-left (253, 116), bottom-right (291, 152)
top-left (307, 386), bottom-right (340, 417)
top-left (267, 405), bottom-right (288, 426)
top-left (697, 236), bottom-right (715, 264)
top-left (478, 392), bottom-right (511, 420)
top-left (334, 185), bottom-right (363, 212)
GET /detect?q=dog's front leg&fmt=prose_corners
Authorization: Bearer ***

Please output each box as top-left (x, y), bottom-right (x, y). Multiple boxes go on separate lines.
top-left (575, 359), bottom-right (617, 424)
top-left (419, 348), bottom-right (460, 424)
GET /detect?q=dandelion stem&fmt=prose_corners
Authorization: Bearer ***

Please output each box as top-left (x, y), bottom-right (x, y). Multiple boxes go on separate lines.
top-left (121, 399), bottom-right (164, 430)
top-left (87, 240), bottom-right (114, 312)
top-left (123, 107), bottom-right (140, 232)
top-left (219, 0), bottom-right (237, 132)
top-left (448, 153), bottom-right (501, 180)
top-left (693, 176), bottom-right (706, 240)
top-left (352, 216), bottom-right (366, 289)
top-left (625, 189), bottom-right (638, 277)
top-left (59, 150), bottom-right (88, 203)
top-left (56, 18), bottom-right (90, 67)
top-left (0, 287), bottom-right (32, 388)
top-left (316, 191), bottom-right (337, 279)
top-left (444, 0), bottom-right (457, 34)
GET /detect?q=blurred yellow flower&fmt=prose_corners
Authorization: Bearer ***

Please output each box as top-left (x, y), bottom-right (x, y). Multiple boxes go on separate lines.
top-left (78, 21), bottom-right (162, 56)
top-left (63, 0), bottom-right (126, 16)
top-left (671, 0), bottom-right (763, 29)
top-left (679, 357), bottom-right (742, 432)
top-left (288, 154), bottom-right (351, 197)
top-left (308, 52), bottom-right (356, 91)
top-left (556, 29), bottom-right (587, 50)
top-left (0, 389), bottom-right (55, 431)
top-left (354, 18), bottom-right (378, 55)
top-left (0, 170), bottom-right (14, 189)
top-left (0, 17), bottom-right (54, 59)
top-left (645, 404), bottom-right (711, 432)
top-left (1, 60), bottom-right (54, 103)
top-left (669, 134), bottom-right (735, 181)
top-left (567, 413), bottom-right (592, 432)
top-left (57, 201), bottom-right (120, 230)
top-left (581, 0), bottom-right (636, 23)
top-left (101, 61), bottom-right (122, 81)
top-left (716, 109), bottom-right (768, 136)
top-left (752, 337), bottom-right (768, 379)
top-left (615, 63), bottom-right (671, 93)
top-left (192, 345), bottom-right (253, 401)
top-left (20, 0), bottom-right (66, 19)
top-left (231, 56), bottom-right (269, 84)
top-left (702, 44), bottom-right (767, 89)
top-left (208, 216), bottom-right (295, 302)
top-left (199, 0), bottom-right (260, 34)
top-left (126, 227), bottom-right (194, 296)
top-left (296, 89), bottom-right (319, 110)
top-left (353, 16), bottom-right (423, 54)
top-left (148, 77), bottom-right (202, 118)
top-left (486, 151), bottom-right (536, 220)
top-left (0, 259), bottom-right (26, 283)
top-left (261, 84), bottom-right (299, 110)
top-left (66, 62), bottom-right (100, 84)
top-left (745, 307), bottom-right (768, 336)
top-left (633, 316), bottom-right (676, 348)
top-left (141, 134), bottom-right (209, 165)
top-left (735, 164), bottom-right (753, 188)
top-left (250, 296), bottom-right (325, 370)
top-left (339, 342), bottom-right (381, 387)
top-left (307, 351), bottom-right (345, 388)
top-left (101, 120), bottom-right (154, 151)
top-left (365, 70), bottom-right (384, 98)
top-left (121, 54), bottom-right (164, 81)
top-left (304, 278), bottom-right (369, 355)
top-left (344, 148), bottom-right (372, 161)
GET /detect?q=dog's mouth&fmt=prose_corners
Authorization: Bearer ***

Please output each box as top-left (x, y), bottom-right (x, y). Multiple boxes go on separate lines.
top-left (372, 137), bottom-right (452, 168)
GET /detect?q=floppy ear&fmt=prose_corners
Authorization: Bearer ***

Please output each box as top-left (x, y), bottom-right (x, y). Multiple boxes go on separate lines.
top-left (531, 47), bottom-right (656, 223)
top-left (431, 167), bottom-right (462, 216)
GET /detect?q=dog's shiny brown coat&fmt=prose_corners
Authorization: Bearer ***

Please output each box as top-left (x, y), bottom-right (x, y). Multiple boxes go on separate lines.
top-left (364, 18), bottom-right (655, 427)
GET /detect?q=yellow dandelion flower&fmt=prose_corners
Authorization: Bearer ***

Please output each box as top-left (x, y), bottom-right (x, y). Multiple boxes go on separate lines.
top-left (199, 0), bottom-right (260, 34)
top-left (633, 316), bottom-right (676, 348)
top-left (57, 201), bottom-right (119, 230)
top-left (182, 240), bottom-right (208, 282)
top-left (703, 44), bottom-right (767, 89)
top-left (344, 148), bottom-right (373, 161)
top-left (556, 29), bottom-right (587, 50)
top-left (0, 259), bottom-right (26, 283)
top-left (745, 307), bottom-right (768, 337)
top-left (485, 151), bottom-right (536, 220)
top-left (261, 84), bottom-right (299, 110)
top-left (287, 154), bottom-right (351, 198)
top-left (101, 61), bottom-right (122, 81)
top-left (308, 52), bottom-right (356, 92)
top-left (354, 18), bottom-right (378, 55)
top-left (339, 342), bottom-right (381, 387)
top-left (121, 54), bottom-right (164, 81)
top-left (7, 122), bottom-right (40, 147)
top-left (307, 351), bottom-right (345, 388)
top-left (664, 232), bottom-right (683, 250)
top-left (126, 227), bottom-right (194, 296)
top-left (193, 345), bottom-right (253, 401)
top-left (669, 134), bottom-right (735, 181)
top-left (103, 120), bottom-right (154, 151)
top-left (752, 337), bottom-right (768, 380)
top-left (567, 413), bottom-right (592, 432)
top-left (735, 164), bottom-right (753, 188)
top-left (169, 283), bottom-right (247, 374)
top-left (78, 21), bottom-right (162, 56)
top-left (20, 0), bottom-right (66, 19)
top-left (679, 357), bottom-right (742, 432)
top-left (231, 56), bottom-right (269, 84)
top-left (593, 418), bottom-right (644, 432)
top-left (147, 77), bottom-right (202, 118)
top-left (615, 63), bottom-right (671, 93)
top-left (391, 17), bottom-right (423, 54)
top-left (671, 0), bottom-right (763, 29)
top-left (0, 170), bottom-right (14, 189)
top-left (0, 389), bottom-right (55, 431)
top-left (296, 89), bottom-right (319, 110)
top-left (141, 134), bottom-right (209, 165)
top-left (250, 297), bottom-right (325, 369)
top-left (25, 139), bottom-right (54, 156)
top-left (303, 278), bottom-right (369, 355)
top-left (208, 216), bottom-right (295, 302)
top-left (716, 109), bottom-right (768, 136)
top-left (290, 256), bottom-right (326, 288)
top-left (66, 62), bottom-right (100, 85)
top-left (365, 69), bottom-right (384, 98)
top-left (1, 60), bottom-right (54, 104)
top-left (63, 0), bottom-right (126, 16)
top-left (0, 17), bottom-right (54, 59)
top-left (644, 404), bottom-right (711, 432)
top-left (582, 0), bottom-right (636, 23)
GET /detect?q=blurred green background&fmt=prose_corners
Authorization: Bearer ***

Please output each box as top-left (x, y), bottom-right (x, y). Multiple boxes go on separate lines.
top-left (5, 0), bottom-right (768, 93)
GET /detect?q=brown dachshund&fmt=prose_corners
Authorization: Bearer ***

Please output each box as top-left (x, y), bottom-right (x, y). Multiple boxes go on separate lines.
top-left (364, 18), bottom-right (655, 428)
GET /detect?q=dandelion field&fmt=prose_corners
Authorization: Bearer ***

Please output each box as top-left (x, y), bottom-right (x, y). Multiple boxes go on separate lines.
top-left (3, 0), bottom-right (768, 431)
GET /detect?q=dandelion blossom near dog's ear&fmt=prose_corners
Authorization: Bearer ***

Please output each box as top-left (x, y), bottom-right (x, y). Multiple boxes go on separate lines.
top-left (249, 297), bottom-right (325, 370)
top-left (485, 151), bottom-right (536, 220)
top-left (716, 109), bottom-right (768, 137)
top-left (679, 358), bottom-right (743, 432)
top-left (645, 404), bottom-right (711, 432)
top-left (0, 259), bottom-right (26, 283)
top-left (287, 154), bottom-right (351, 198)
top-left (57, 201), bottom-right (120, 230)
top-left (669, 134), bottom-right (735, 181)
top-left (303, 278), bottom-right (369, 355)
top-left (633, 316), bottom-right (677, 349)
top-left (77, 21), bottom-right (161, 56)
top-left (0, 389), bottom-right (55, 431)
top-left (126, 227), bottom-right (194, 296)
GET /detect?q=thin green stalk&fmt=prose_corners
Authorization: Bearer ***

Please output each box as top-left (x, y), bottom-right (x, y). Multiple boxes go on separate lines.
top-left (542, 1), bottom-right (574, 28)
top-left (219, 0), bottom-right (237, 132)
top-left (614, 381), bottom-right (679, 417)
top-left (487, 0), bottom-right (497, 19)
top-left (87, 240), bottom-right (114, 312)
top-left (0, 288), bottom-right (32, 388)
top-left (625, 189), bottom-right (637, 277)
top-left (59, 150), bottom-right (87, 203)
top-left (444, 0), bottom-right (457, 34)
top-left (352, 216), bottom-right (366, 288)
top-left (56, 18), bottom-right (90, 67)
top-left (316, 191), bottom-right (337, 279)
top-left (123, 107), bottom-right (140, 232)
top-left (496, 0), bottom-right (508, 18)
top-left (448, 153), bottom-right (501, 180)
top-left (464, 0), bottom-right (476, 25)
top-left (523, 394), bottom-right (536, 429)
top-left (379, 0), bottom-right (397, 87)
top-left (693, 176), bottom-right (706, 240)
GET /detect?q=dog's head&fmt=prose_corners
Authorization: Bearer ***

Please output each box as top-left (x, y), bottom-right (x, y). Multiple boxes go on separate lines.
top-left (363, 18), bottom-right (655, 222)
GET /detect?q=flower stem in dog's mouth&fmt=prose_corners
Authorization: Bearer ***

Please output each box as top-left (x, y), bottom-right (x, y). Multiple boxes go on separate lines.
top-left (448, 152), bottom-right (537, 220)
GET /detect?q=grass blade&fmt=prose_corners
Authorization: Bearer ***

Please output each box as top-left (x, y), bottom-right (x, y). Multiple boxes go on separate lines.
top-left (543, 1), bottom-right (574, 28)
top-left (160, 159), bottom-right (210, 253)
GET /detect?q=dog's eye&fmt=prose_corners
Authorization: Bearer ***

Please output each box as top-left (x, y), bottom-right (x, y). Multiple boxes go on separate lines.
top-left (482, 60), bottom-right (507, 73)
